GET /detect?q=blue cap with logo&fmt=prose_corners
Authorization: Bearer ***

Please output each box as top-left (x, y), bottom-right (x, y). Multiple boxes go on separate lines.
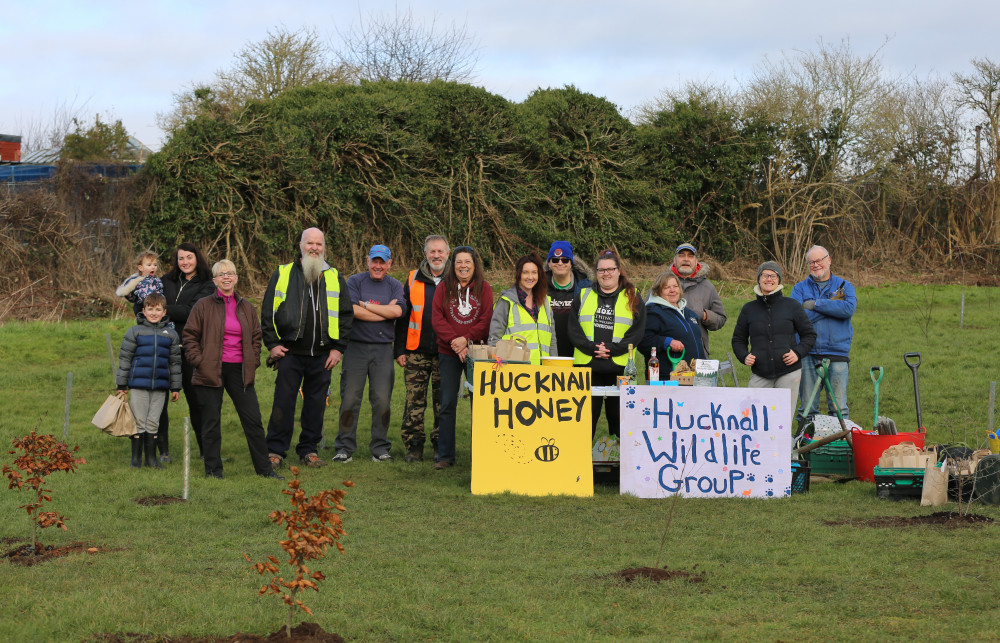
top-left (369, 244), bottom-right (391, 261)
top-left (675, 243), bottom-right (697, 255)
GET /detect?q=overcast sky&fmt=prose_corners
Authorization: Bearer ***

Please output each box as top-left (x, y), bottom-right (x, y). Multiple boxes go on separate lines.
top-left (3, 1), bottom-right (998, 152)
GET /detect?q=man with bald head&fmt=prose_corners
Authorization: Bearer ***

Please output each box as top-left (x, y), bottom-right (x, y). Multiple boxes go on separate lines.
top-left (261, 228), bottom-right (354, 468)
top-left (790, 245), bottom-right (857, 428)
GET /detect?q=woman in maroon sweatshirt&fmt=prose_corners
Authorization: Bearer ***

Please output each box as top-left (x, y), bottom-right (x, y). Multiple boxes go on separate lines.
top-left (431, 245), bottom-right (493, 469)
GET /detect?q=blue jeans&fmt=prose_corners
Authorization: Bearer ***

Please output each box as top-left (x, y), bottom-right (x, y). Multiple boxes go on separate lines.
top-left (797, 356), bottom-right (849, 422)
top-left (437, 353), bottom-right (466, 464)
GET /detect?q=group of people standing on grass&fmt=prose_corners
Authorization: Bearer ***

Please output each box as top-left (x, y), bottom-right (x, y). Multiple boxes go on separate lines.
top-left (113, 228), bottom-right (858, 479)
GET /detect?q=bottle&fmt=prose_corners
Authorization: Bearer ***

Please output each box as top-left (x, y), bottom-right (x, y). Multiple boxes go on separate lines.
top-left (648, 347), bottom-right (660, 382)
top-left (624, 343), bottom-right (638, 385)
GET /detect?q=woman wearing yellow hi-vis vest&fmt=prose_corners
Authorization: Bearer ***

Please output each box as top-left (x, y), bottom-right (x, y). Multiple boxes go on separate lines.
top-left (567, 249), bottom-right (646, 438)
top-left (488, 254), bottom-right (558, 365)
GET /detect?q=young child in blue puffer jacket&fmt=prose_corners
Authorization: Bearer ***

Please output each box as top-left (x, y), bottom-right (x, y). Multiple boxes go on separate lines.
top-left (115, 293), bottom-right (182, 469)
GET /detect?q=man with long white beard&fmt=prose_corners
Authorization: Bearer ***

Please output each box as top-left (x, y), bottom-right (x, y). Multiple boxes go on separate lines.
top-left (261, 228), bottom-right (353, 468)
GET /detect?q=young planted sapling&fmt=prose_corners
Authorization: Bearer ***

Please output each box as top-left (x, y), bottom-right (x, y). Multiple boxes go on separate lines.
top-left (245, 466), bottom-right (353, 639)
top-left (2, 431), bottom-right (85, 549)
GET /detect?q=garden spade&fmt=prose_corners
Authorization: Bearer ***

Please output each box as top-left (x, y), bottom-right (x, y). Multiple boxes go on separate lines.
top-left (905, 352), bottom-right (925, 430)
top-left (795, 359), bottom-right (852, 456)
top-left (871, 366), bottom-right (897, 435)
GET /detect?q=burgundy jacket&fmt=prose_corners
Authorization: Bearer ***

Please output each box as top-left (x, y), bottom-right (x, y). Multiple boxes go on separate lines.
top-left (183, 290), bottom-right (262, 387)
top-left (431, 282), bottom-right (493, 357)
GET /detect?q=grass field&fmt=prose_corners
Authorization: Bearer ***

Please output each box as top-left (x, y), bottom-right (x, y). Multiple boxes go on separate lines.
top-left (1, 281), bottom-right (1000, 641)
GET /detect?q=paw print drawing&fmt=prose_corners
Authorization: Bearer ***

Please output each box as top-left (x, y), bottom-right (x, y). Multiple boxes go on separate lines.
top-left (784, 486), bottom-right (791, 496)
top-left (625, 400), bottom-right (635, 409)
top-left (765, 474), bottom-right (774, 483)
top-left (642, 408), bottom-right (651, 416)
top-left (765, 488), bottom-right (774, 497)
top-left (746, 473), bottom-right (755, 482)
top-left (626, 386), bottom-right (636, 395)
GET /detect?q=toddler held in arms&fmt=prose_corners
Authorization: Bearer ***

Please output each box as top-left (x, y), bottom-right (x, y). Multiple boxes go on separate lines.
top-left (116, 250), bottom-right (164, 306)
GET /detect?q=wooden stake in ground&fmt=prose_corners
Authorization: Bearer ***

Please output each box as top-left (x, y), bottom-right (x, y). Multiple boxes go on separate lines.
top-left (63, 372), bottom-right (72, 441)
top-left (105, 334), bottom-right (115, 382)
top-left (182, 417), bottom-right (190, 501)
top-left (989, 382), bottom-right (996, 436)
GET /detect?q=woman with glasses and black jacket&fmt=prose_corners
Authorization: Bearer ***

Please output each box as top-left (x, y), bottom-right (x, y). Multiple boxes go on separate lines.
top-left (731, 261), bottom-right (816, 411)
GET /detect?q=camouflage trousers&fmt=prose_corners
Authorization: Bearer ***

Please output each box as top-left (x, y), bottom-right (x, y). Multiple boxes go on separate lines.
top-left (400, 352), bottom-right (441, 453)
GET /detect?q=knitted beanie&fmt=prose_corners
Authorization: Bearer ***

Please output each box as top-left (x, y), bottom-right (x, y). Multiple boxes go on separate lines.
top-left (756, 261), bottom-right (783, 284)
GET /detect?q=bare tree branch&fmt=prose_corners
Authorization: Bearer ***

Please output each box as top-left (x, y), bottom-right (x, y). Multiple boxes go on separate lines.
top-left (336, 6), bottom-right (479, 83)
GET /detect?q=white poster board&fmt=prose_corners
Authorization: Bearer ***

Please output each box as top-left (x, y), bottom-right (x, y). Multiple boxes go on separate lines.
top-left (619, 385), bottom-right (792, 498)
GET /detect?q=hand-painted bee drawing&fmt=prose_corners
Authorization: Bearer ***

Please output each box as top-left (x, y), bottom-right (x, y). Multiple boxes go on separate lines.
top-left (534, 437), bottom-right (559, 462)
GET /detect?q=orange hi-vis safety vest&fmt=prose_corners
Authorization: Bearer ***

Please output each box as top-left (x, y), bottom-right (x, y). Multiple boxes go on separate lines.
top-left (405, 270), bottom-right (425, 350)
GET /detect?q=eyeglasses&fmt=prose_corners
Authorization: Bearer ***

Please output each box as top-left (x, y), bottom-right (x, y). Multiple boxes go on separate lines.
top-left (808, 255), bottom-right (829, 267)
top-left (759, 272), bottom-right (779, 280)
top-left (215, 272), bottom-right (236, 279)
top-left (550, 257), bottom-right (571, 264)
top-left (596, 267), bottom-right (619, 275)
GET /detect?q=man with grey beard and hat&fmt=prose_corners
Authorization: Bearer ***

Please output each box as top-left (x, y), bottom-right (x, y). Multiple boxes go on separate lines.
top-left (261, 228), bottom-right (353, 469)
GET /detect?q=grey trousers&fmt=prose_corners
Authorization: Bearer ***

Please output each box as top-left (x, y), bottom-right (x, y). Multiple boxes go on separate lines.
top-left (334, 342), bottom-right (395, 457)
top-left (130, 388), bottom-right (167, 434)
top-left (748, 370), bottom-right (802, 414)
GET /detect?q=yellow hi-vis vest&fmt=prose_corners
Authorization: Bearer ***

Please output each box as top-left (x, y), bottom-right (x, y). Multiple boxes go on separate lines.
top-left (573, 288), bottom-right (633, 367)
top-left (500, 294), bottom-right (554, 365)
top-left (272, 263), bottom-right (340, 341)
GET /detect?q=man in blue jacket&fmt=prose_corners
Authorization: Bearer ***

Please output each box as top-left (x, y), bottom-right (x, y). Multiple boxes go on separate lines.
top-left (790, 246), bottom-right (857, 426)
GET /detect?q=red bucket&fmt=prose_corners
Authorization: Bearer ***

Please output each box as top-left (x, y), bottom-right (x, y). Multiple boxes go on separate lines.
top-left (852, 429), bottom-right (927, 482)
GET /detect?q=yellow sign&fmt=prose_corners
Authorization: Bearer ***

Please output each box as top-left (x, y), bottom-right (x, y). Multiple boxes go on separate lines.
top-left (471, 362), bottom-right (593, 496)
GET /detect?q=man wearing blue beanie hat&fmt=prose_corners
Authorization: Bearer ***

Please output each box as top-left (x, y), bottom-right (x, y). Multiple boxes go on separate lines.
top-left (544, 241), bottom-right (592, 358)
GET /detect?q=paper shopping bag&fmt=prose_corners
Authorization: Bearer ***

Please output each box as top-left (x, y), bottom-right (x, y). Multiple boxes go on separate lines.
top-left (495, 336), bottom-right (529, 362)
top-left (92, 392), bottom-right (125, 430)
top-left (93, 391), bottom-right (138, 437)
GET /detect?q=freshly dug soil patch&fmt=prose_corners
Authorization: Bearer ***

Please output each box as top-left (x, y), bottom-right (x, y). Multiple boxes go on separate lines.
top-left (607, 566), bottom-right (706, 583)
top-left (89, 621), bottom-right (344, 642)
top-left (825, 511), bottom-right (994, 529)
top-left (3, 541), bottom-right (110, 566)
top-left (135, 495), bottom-right (186, 506)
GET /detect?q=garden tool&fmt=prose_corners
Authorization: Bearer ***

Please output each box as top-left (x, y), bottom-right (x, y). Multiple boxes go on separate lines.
top-left (870, 366), bottom-right (897, 435)
top-left (795, 359), bottom-right (852, 456)
top-left (667, 347), bottom-right (685, 372)
top-left (870, 366), bottom-right (883, 426)
top-left (904, 352), bottom-right (925, 430)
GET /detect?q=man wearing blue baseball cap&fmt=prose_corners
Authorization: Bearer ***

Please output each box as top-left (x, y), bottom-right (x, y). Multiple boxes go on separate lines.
top-left (670, 242), bottom-right (726, 355)
top-left (333, 244), bottom-right (404, 463)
